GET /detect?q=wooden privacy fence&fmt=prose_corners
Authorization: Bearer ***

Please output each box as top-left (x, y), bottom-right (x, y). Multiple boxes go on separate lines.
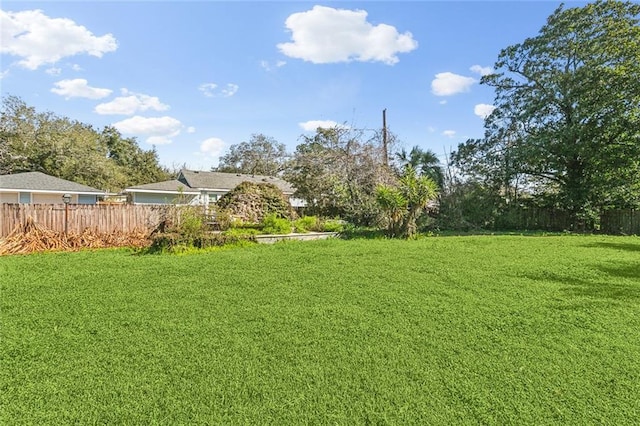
top-left (600, 209), bottom-right (640, 235)
top-left (495, 206), bottom-right (575, 232)
top-left (495, 207), bottom-right (640, 234)
top-left (0, 204), bottom-right (172, 238)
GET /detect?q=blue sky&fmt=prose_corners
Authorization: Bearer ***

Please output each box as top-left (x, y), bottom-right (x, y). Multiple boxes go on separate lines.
top-left (1, 1), bottom-right (587, 170)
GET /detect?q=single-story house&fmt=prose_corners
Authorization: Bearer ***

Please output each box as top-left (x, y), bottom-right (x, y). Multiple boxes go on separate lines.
top-left (124, 169), bottom-right (305, 207)
top-left (0, 172), bottom-right (105, 204)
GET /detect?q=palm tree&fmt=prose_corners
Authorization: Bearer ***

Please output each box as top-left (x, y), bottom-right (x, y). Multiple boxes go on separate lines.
top-left (376, 165), bottom-right (439, 238)
top-left (395, 146), bottom-right (444, 188)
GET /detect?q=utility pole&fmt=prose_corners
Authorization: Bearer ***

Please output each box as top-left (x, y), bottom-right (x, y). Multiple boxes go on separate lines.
top-left (382, 108), bottom-right (389, 167)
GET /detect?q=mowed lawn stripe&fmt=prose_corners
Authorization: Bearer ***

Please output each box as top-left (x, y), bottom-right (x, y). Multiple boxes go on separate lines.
top-left (1, 235), bottom-right (639, 424)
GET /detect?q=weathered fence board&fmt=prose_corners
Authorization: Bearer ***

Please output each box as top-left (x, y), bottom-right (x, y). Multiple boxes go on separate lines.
top-left (0, 204), bottom-right (171, 237)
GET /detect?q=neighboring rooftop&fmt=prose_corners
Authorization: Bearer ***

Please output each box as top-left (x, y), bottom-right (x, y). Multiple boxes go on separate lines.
top-left (0, 172), bottom-right (104, 193)
top-left (125, 179), bottom-right (197, 193)
top-left (178, 170), bottom-right (295, 194)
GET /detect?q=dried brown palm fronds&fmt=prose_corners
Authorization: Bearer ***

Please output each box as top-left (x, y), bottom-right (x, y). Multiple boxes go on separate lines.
top-left (0, 217), bottom-right (151, 255)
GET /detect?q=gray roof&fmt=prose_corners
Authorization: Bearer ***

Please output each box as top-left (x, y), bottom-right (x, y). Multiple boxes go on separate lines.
top-left (0, 172), bottom-right (104, 193)
top-left (179, 170), bottom-right (295, 193)
top-left (125, 179), bottom-right (198, 193)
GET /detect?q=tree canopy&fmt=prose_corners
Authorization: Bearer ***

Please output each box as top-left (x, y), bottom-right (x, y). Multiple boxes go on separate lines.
top-left (214, 134), bottom-right (288, 176)
top-left (0, 96), bottom-right (170, 192)
top-left (452, 0), bottom-right (640, 226)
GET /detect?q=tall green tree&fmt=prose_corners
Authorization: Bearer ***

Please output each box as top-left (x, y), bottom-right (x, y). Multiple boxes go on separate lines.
top-left (100, 126), bottom-right (170, 189)
top-left (455, 0), bottom-right (640, 226)
top-left (215, 133), bottom-right (288, 176)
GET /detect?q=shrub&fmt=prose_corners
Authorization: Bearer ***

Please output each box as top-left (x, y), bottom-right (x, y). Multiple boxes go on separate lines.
top-left (261, 213), bottom-right (292, 234)
top-left (294, 216), bottom-right (319, 233)
top-left (179, 207), bottom-right (206, 241)
top-left (320, 219), bottom-right (345, 233)
top-left (156, 206), bottom-right (208, 244)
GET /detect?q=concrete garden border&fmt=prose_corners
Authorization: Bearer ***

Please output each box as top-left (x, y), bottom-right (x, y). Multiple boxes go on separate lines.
top-left (255, 232), bottom-right (338, 244)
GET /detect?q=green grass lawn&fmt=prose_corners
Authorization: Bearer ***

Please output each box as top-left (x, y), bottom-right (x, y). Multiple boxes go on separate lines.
top-left (1, 235), bottom-right (639, 424)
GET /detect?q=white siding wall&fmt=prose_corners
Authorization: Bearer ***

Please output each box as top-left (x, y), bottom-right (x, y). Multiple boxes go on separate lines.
top-left (0, 192), bottom-right (18, 203)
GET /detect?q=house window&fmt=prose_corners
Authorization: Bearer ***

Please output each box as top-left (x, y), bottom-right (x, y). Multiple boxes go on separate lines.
top-left (19, 192), bottom-right (31, 204)
top-left (78, 195), bottom-right (96, 204)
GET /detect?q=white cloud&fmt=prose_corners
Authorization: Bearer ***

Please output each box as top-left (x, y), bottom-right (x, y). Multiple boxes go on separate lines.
top-left (260, 60), bottom-right (287, 72)
top-left (51, 78), bottom-right (112, 99)
top-left (431, 72), bottom-right (476, 96)
top-left (0, 69), bottom-right (9, 79)
top-left (278, 5), bottom-right (417, 65)
top-left (199, 82), bottom-right (238, 98)
top-left (0, 9), bottom-right (117, 70)
top-left (442, 130), bottom-right (456, 138)
top-left (45, 67), bottom-right (61, 76)
top-left (95, 89), bottom-right (169, 115)
top-left (187, 126), bottom-right (196, 134)
top-left (474, 103), bottom-right (496, 119)
top-left (199, 83), bottom-right (217, 97)
top-left (439, 100), bottom-right (447, 105)
top-left (71, 64), bottom-right (82, 71)
top-left (221, 84), bottom-right (239, 97)
top-left (200, 137), bottom-right (225, 159)
top-left (298, 120), bottom-right (348, 131)
top-left (112, 115), bottom-right (182, 145)
top-left (470, 65), bottom-right (493, 76)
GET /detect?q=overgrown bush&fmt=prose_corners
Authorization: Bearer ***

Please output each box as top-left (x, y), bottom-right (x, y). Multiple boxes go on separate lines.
top-left (178, 206), bottom-right (207, 241)
top-left (155, 206), bottom-right (208, 244)
top-left (216, 181), bottom-right (294, 223)
top-left (149, 206), bottom-right (245, 253)
top-left (147, 232), bottom-right (255, 253)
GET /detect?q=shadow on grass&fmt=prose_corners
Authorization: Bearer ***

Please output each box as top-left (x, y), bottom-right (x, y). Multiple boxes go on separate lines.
top-left (598, 263), bottom-right (640, 280)
top-left (525, 267), bottom-right (640, 302)
top-left (581, 241), bottom-right (640, 253)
